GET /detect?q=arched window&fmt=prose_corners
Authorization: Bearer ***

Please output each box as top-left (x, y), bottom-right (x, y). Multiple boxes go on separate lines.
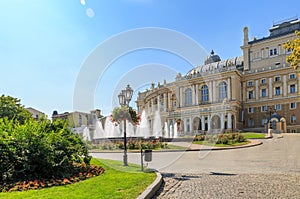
top-left (185, 88), bottom-right (192, 105)
top-left (219, 81), bottom-right (227, 100)
top-left (201, 85), bottom-right (209, 102)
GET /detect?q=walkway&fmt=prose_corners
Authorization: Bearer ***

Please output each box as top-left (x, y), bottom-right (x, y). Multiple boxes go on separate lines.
top-left (91, 134), bottom-right (300, 198)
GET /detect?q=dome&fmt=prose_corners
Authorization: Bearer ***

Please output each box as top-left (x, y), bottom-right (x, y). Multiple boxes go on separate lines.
top-left (185, 55), bottom-right (244, 76)
top-left (204, 50), bottom-right (221, 65)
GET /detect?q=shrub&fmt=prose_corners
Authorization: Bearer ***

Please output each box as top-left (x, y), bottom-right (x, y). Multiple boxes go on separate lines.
top-left (0, 118), bottom-right (91, 183)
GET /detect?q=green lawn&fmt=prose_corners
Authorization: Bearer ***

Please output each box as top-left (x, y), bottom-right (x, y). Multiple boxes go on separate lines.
top-left (241, 132), bottom-right (265, 139)
top-left (0, 159), bottom-right (156, 199)
top-left (192, 140), bottom-right (250, 147)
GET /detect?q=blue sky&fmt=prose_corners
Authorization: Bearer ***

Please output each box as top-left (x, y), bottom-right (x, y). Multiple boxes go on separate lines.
top-left (1, 0), bottom-right (299, 117)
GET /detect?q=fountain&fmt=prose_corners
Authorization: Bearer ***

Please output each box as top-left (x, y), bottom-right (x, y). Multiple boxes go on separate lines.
top-left (164, 121), bottom-right (169, 138)
top-left (136, 110), bottom-right (150, 137)
top-left (173, 122), bottom-right (178, 138)
top-left (89, 109), bottom-right (180, 140)
top-left (82, 126), bottom-right (91, 141)
top-left (104, 116), bottom-right (121, 137)
top-left (153, 110), bottom-right (162, 137)
top-left (126, 121), bottom-right (134, 137)
top-left (94, 120), bottom-right (105, 139)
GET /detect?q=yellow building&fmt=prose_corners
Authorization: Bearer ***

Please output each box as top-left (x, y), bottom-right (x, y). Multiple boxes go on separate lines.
top-left (136, 18), bottom-right (300, 135)
top-left (26, 107), bottom-right (45, 121)
top-left (52, 109), bottom-right (102, 128)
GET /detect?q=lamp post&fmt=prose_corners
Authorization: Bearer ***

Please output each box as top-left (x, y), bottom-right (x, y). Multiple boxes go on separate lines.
top-left (118, 84), bottom-right (133, 166)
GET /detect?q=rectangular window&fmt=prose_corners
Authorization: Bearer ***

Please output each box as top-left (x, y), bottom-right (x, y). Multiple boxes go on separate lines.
top-left (247, 81), bottom-right (253, 86)
top-left (248, 90), bottom-right (254, 99)
top-left (275, 76), bottom-right (281, 82)
top-left (290, 84), bottom-right (296, 93)
top-left (275, 104), bottom-right (281, 110)
top-left (270, 49), bottom-right (273, 56)
top-left (290, 74), bottom-right (296, 79)
top-left (248, 107), bottom-right (254, 113)
top-left (275, 87), bottom-right (281, 96)
top-left (274, 48), bottom-right (277, 55)
top-left (248, 119), bottom-right (254, 127)
top-left (261, 89), bottom-right (267, 98)
top-left (261, 105), bottom-right (267, 112)
top-left (261, 79), bottom-right (266, 84)
top-left (262, 118), bottom-right (267, 126)
top-left (291, 115), bottom-right (296, 123)
top-left (290, 102), bottom-right (296, 109)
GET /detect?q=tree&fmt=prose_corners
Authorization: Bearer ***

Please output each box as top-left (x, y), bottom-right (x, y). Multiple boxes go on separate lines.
top-left (0, 95), bottom-right (32, 124)
top-left (283, 30), bottom-right (300, 70)
top-left (110, 106), bottom-right (140, 125)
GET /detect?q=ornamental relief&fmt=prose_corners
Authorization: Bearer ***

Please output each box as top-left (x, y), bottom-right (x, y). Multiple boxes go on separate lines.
top-left (272, 81), bottom-right (283, 87)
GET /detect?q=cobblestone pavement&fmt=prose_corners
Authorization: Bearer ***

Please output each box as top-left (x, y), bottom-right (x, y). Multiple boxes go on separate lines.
top-left (91, 134), bottom-right (300, 198)
top-left (153, 173), bottom-right (300, 199)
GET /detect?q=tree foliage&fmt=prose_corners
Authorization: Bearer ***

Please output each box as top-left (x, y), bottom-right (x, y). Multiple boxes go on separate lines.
top-left (0, 95), bottom-right (32, 124)
top-left (283, 30), bottom-right (300, 71)
top-left (110, 106), bottom-right (140, 125)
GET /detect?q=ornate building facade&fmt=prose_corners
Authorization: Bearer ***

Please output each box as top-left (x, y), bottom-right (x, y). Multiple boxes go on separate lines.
top-left (136, 19), bottom-right (300, 135)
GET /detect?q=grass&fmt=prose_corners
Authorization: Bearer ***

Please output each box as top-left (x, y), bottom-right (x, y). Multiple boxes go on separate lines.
top-left (241, 132), bottom-right (265, 139)
top-left (192, 140), bottom-right (250, 147)
top-left (0, 159), bottom-right (156, 199)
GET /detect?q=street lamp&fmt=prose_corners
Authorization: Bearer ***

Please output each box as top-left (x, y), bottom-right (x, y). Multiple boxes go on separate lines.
top-left (118, 84), bottom-right (133, 166)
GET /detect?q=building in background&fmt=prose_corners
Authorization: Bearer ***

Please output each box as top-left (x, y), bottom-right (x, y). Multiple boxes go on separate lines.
top-left (136, 18), bottom-right (300, 135)
top-left (26, 107), bottom-right (45, 121)
top-left (52, 109), bottom-right (102, 129)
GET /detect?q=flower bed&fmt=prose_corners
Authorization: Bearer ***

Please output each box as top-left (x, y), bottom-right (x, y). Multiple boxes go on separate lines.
top-left (92, 139), bottom-right (168, 150)
top-left (194, 132), bottom-right (246, 145)
top-left (0, 163), bottom-right (105, 192)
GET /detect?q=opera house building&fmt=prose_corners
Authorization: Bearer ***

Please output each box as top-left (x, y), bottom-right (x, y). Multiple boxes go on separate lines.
top-left (136, 18), bottom-right (300, 136)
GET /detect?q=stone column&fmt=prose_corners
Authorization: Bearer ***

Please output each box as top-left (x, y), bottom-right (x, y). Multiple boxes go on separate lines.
top-left (192, 85), bottom-right (195, 105)
top-left (183, 118), bottom-right (187, 133)
top-left (228, 112), bottom-right (232, 130)
top-left (195, 84), bottom-right (199, 105)
top-left (269, 77), bottom-right (273, 98)
top-left (151, 98), bottom-right (154, 113)
top-left (201, 115), bottom-right (205, 131)
top-left (283, 75), bottom-right (287, 96)
top-left (255, 80), bottom-right (259, 100)
top-left (180, 87), bottom-right (183, 107)
top-left (209, 81), bottom-right (213, 103)
top-left (167, 119), bottom-right (171, 138)
top-left (172, 119), bottom-right (175, 137)
top-left (208, 115), bottom-right (211, 130)
top-left (212, 81), bottom-right (216, 102)
top-left (221, 113), bottom-right (225, 129)
top-left (168, 93), bottom-right (171, 110)
top-left (227, 78), bottom-right (231, 100)
top-left (163, 93), bottom-right (167, 112)
top-left (242, 82), bottom-right (246, 101)
top-left (190, 117), bottom-right (193, 134)
top-left (157, 95), bottom-right (160, 112)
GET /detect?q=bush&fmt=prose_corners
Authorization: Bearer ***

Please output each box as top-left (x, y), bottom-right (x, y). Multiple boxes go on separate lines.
top-left (0, 118), bottom-right (91, 183)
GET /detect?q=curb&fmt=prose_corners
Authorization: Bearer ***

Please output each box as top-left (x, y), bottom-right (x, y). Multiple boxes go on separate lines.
top-left (186, 140), bottom-right (263, 151)
top-left (89, 140), bottom-right (263, 153)
top-left (137, 172), bottom-right (162, 199)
